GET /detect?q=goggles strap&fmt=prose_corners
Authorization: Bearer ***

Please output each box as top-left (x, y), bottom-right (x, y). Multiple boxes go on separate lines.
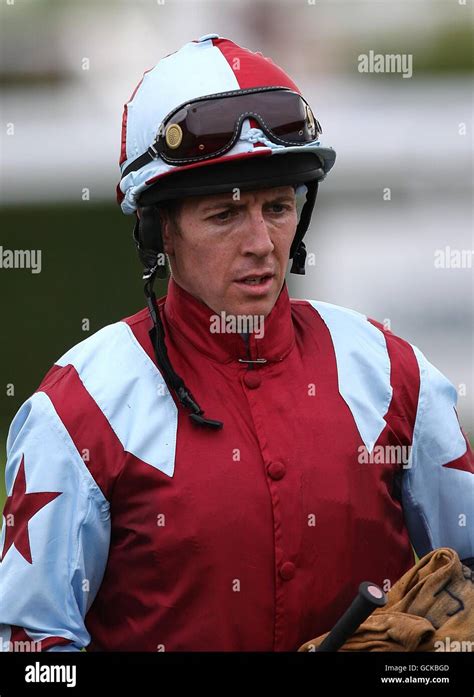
top-left (122, 147), bottom-right (158, 179)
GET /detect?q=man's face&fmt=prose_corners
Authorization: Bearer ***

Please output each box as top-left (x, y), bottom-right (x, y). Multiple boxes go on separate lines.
top-left (161, 185), bottom-right (298, 319)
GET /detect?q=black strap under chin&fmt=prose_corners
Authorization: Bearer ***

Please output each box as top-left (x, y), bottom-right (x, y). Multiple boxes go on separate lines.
top-left (144, 275), bottom-right (224, 430)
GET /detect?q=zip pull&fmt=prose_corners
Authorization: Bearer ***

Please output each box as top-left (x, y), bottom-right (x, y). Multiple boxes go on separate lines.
top-left (238, 358), bottom-right (267, 365)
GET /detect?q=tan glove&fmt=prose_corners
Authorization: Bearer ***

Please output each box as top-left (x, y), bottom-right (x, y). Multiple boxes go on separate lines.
top-left (298, 548), bottom-right (474, 652)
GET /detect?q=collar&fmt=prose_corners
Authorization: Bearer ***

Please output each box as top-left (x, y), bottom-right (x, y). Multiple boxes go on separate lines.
top-left (162, 276), bottom-right (296, 365)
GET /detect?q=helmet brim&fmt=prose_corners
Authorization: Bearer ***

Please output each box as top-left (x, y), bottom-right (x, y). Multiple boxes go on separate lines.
top-left (137, 149), bottom-right (331, 207)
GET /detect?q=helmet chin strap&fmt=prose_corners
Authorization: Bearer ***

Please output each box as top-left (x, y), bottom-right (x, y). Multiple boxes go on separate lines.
top-left (133, 207), bottom-right (168, 280)
top-left (289, 179), bottom-right (318, 274)
top-left (290, 240), bottom-right (307, 275)
top-left (144, 269), bottom-right (224, 429)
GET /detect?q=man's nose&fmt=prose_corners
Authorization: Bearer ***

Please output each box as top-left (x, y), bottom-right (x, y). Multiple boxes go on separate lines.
top-left (240, 209), bottom-right (275, 257)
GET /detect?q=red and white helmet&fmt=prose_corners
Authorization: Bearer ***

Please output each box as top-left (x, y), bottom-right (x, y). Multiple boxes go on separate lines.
top-left (117, 34), bottom-right (336, 279)
top-left (117, 34), bottom-right (336, 214)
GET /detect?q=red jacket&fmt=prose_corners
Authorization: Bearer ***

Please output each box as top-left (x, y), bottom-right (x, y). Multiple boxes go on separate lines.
top-left (1, 277), bottom-right (473, 652)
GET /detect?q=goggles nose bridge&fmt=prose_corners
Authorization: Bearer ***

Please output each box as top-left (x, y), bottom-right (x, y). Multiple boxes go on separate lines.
top-left (235, 111), bottom-right (277, 142)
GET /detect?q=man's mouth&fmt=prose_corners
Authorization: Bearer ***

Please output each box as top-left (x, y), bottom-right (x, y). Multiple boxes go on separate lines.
top-left (240, 275), bottom-right (273, 285)
top-left (233, 274), bottom-right (276, 295)
top-left (235, 273), bottom-right (275, 285)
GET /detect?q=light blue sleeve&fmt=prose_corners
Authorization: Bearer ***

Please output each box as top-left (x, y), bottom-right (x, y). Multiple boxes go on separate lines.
top-left (402, 346), bottom-right (474, 561)
top-left (0, 391), bottom-right (110, 652)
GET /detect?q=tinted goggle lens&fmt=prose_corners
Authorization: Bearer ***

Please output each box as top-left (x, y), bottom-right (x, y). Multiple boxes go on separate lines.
top-left (156, 89), bottom-right (321, 162)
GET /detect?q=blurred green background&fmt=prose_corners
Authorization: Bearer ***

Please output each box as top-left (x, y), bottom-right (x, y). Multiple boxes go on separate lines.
top-left (0, 203), bottom-right (168, 504)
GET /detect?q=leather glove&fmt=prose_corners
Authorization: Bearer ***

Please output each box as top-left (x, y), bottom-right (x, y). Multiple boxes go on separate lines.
top-left (298, 548), bottom-right (474, 652)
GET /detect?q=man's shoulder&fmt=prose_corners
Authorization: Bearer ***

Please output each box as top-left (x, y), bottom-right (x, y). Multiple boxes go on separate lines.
top-left (5, 313), bottom-right (155, 502)
top-left (36, 305), bottom-right (160, 407)
top-left (291, 297), bottom-right (434, 451)
top-left (292, 296), bottom-right (375, 327)
top-left (291, 296), bottom-right (413, 353)
top-left (291, 296), bottom-right (424, 401)
top-left (28, 305), bottom-right (177, 479)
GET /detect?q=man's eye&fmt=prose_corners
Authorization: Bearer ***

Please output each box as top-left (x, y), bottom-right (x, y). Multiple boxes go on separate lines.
top-left (270, 204), bottom-right (286, 213)
top-left (203, 208), bottom-right (233, 222)
top-left (268, 203), bottom-right (293, 214)
top-left (210, 204), bottom-right (290, 221)
top-left (212, 210), bottom-right (234, 221)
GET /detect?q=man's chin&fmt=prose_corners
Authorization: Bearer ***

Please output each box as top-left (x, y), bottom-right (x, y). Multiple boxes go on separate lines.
top-left (225, 293), bottom-right (277, 320)
top-left (229, 277), bottom-right (284, 316)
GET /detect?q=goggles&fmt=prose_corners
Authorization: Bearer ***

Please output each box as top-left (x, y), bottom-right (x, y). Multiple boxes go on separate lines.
top-left (122, 86), bottom-right (322, 177)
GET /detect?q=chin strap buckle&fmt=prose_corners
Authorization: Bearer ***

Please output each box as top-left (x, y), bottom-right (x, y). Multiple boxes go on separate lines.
top-left (290, 240), bottom-right (307, 275)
